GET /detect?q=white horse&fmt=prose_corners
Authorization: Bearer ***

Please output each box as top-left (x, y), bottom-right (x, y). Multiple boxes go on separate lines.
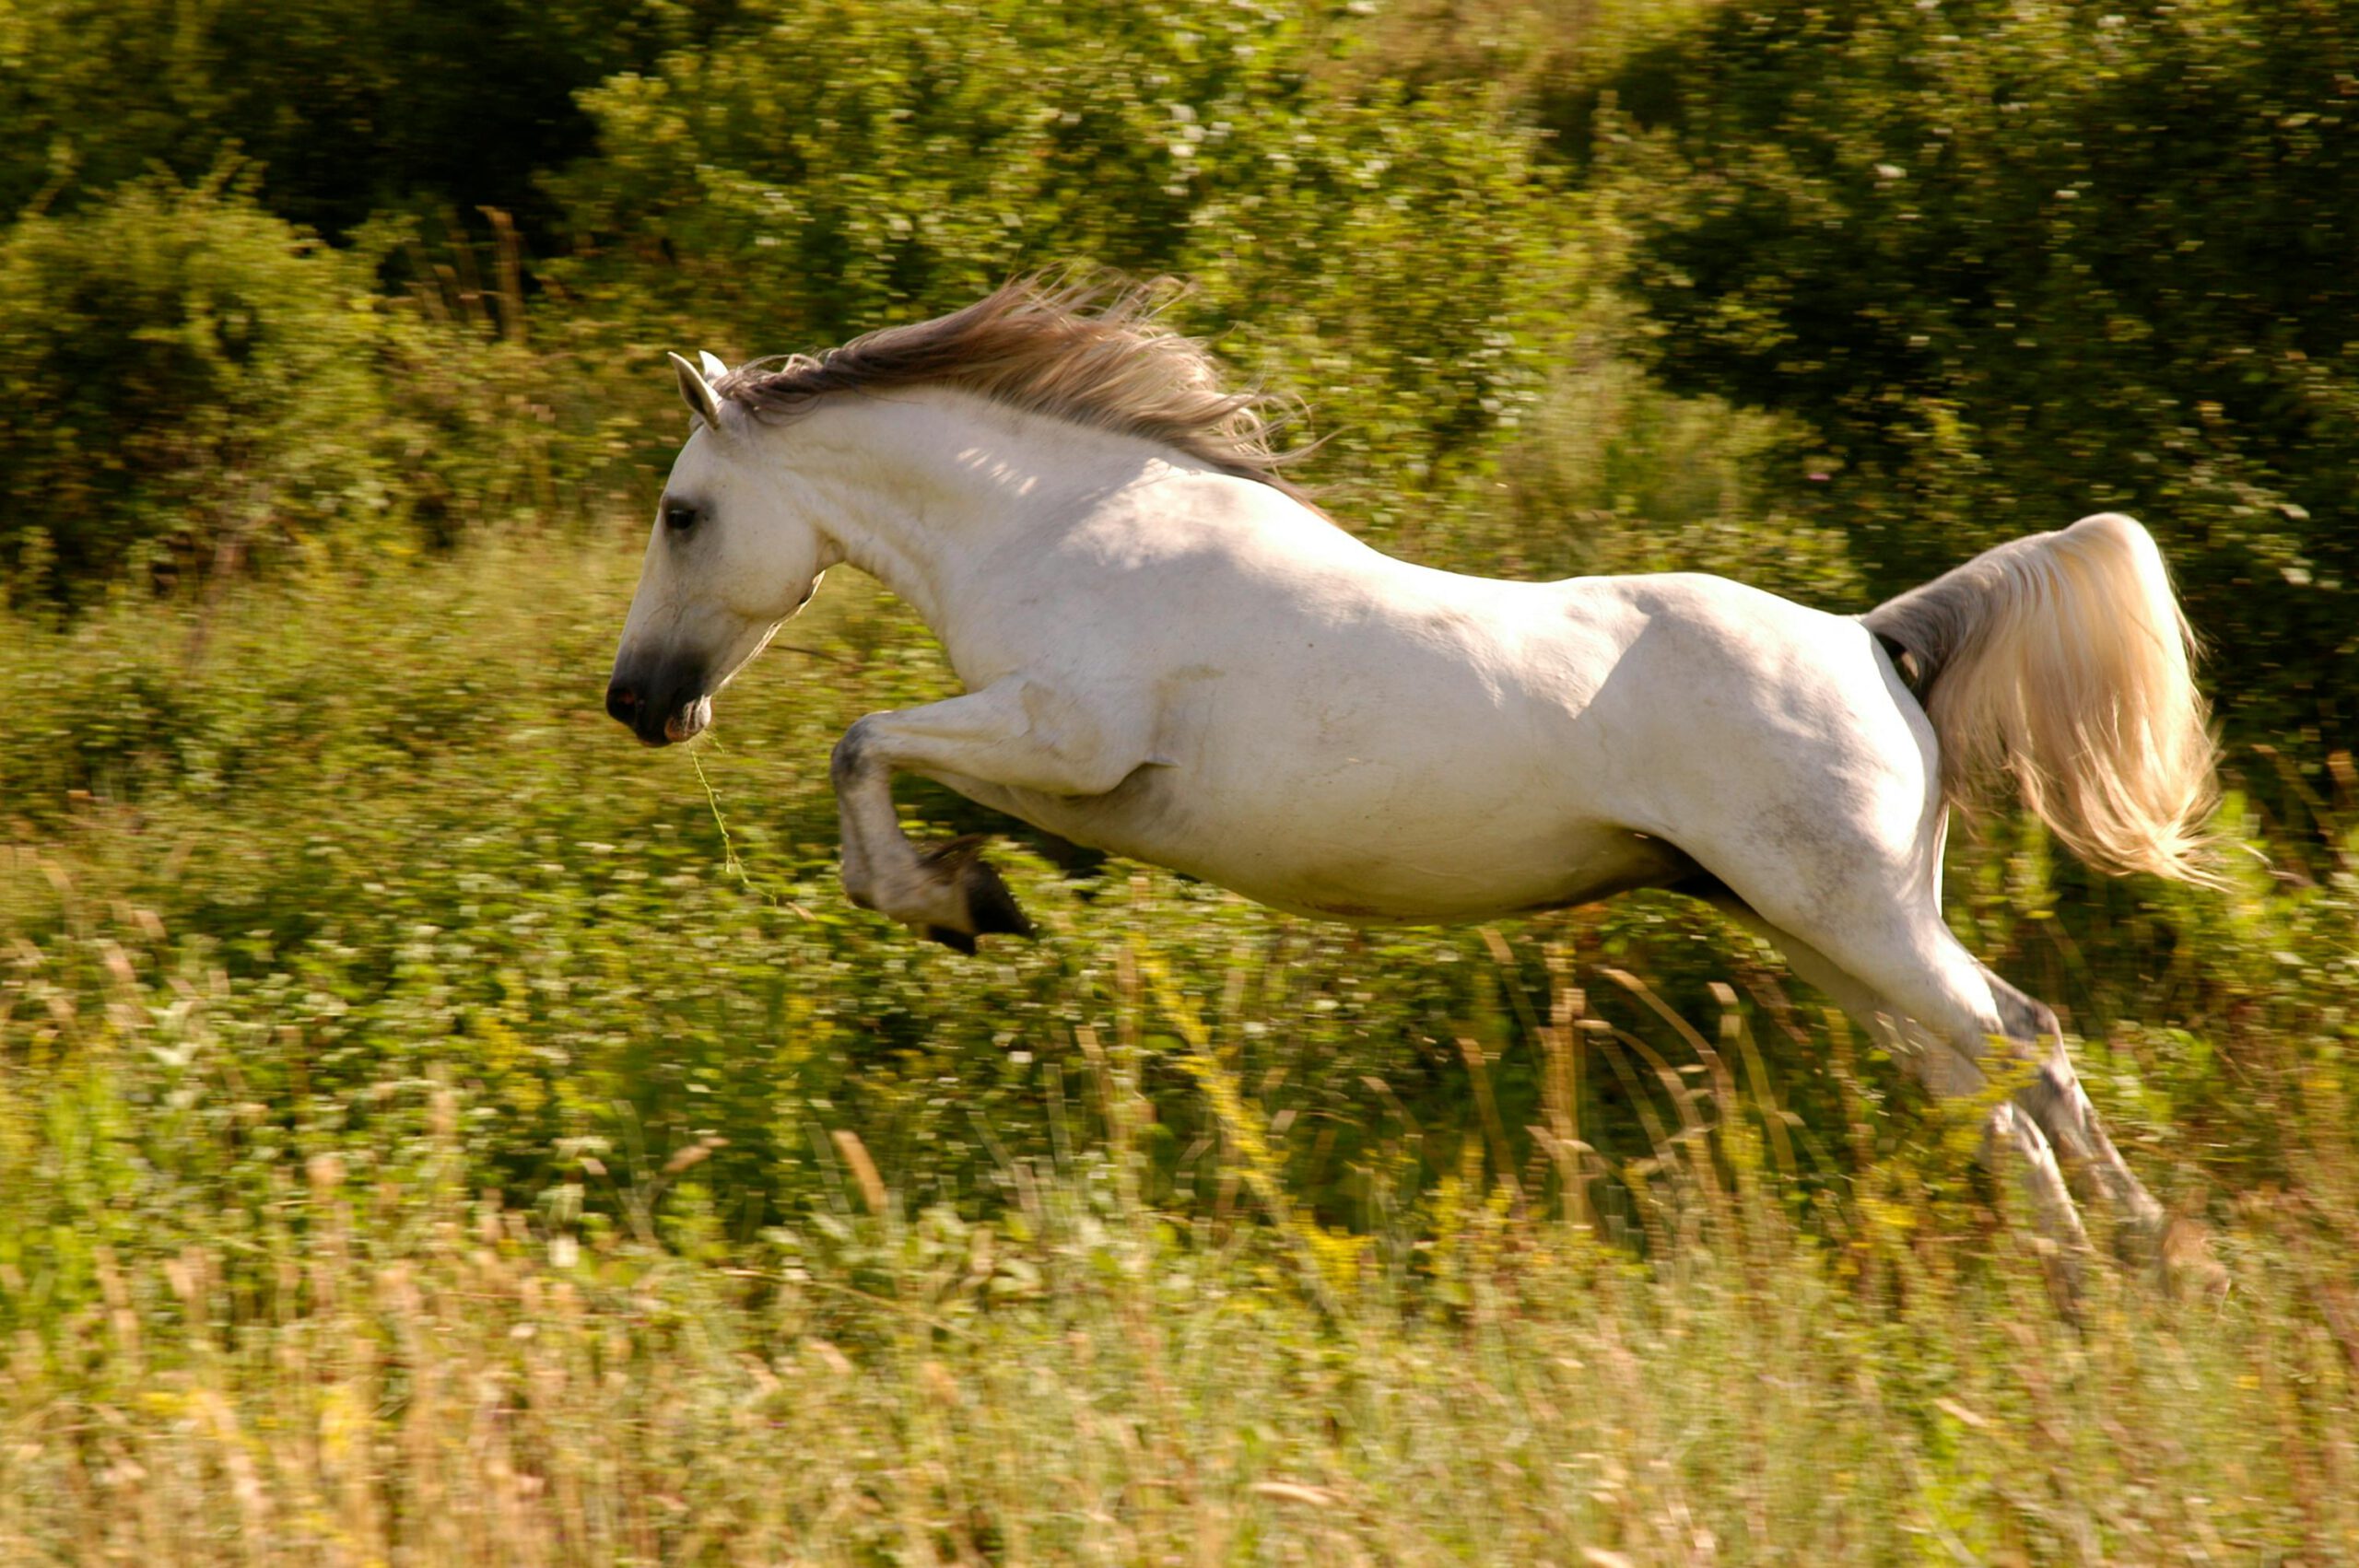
top-left (606, 280), bottom-right (2219, 1253)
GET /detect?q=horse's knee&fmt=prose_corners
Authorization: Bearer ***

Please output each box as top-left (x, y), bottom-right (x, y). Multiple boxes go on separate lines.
top-left (2008, 1016), bottom-right (2169, 1238)
top-left (839, 847), bottom-right (878, 908)
top-left (830, 716), bottom-right (881, 790)
top-left (1984, 971), bottom-right (2091, 1129)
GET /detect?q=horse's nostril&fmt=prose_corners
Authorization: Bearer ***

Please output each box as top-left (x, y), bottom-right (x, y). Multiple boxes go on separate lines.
top-left (606, 684), bottom-right (640, 723)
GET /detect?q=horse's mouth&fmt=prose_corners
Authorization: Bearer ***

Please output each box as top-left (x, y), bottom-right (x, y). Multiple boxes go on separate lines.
top-left (661, 697), bottom-right (712, 745)
top-left (631, 693), bottom-right (711, 747)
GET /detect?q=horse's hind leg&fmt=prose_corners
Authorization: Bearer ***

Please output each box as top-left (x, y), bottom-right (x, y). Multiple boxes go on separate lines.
top-left (1803, 893), bottom-right (2168, 1249)
top-left (1989, 1101), bottom-right (2092, 1278)
top-left (1985, 967), bottom-right (2167, 1243)
top-left (1705, 897), bottom-right (2092, 1256)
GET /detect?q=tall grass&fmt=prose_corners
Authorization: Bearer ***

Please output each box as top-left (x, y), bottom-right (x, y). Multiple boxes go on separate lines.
top-left (4, 973), bottom-right (2354, 1563)
top-left (2, 535), bottom-right (2354, 1562)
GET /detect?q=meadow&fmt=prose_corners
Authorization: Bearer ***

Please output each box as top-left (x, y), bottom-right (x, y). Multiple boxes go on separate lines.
top-left (4, 0), bottom-right (2358, 1561)
top-left (3, 528), bottom-right (2355, 1562)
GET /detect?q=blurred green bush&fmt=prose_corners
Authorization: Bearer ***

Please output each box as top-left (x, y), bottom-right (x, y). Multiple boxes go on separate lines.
top-left (1603, 0), bottom-right (2359, 741)
top-left (0, 175), bottom-right (388, 600)
top-left (547, 0), bottom-right (1583, 562)
top-left (0, 0), bottom-right (686, 240)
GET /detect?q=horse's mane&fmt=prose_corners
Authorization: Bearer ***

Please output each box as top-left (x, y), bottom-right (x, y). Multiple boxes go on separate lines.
top-left (712, 276), bottom-right (1314, 498)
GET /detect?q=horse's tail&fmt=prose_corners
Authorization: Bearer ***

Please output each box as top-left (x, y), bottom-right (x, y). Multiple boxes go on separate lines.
top-left (1863, 512), bottom-right (2221, 884)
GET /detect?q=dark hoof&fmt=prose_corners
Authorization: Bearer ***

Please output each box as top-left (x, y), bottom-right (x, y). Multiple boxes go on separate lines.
top-left (962, 859), bottom-right (1035, 939)
top-left (922, 925), bottom-right (978, 955)
top-left (916, 836), bottom-right (1036, 948)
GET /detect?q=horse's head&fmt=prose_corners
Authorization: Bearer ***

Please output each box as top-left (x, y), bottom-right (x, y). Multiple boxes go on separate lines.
top-left (605, 353), bottom-right (833, 746)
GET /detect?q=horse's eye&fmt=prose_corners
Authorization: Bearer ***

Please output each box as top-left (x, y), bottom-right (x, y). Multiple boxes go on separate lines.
top-left (663, 504), bottom-right (699, 534)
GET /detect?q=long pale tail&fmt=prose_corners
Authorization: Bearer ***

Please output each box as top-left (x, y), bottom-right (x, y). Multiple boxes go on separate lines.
top-left (1863, 512), bottom-right (2221, 883)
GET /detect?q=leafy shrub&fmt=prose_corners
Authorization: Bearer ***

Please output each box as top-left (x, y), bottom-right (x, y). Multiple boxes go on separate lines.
top-left (550, 0), bottom-right (1575, 559)
top-left (0, 0), bottom-right (679, 242)
top-left (0, 176), bottom-right (388, 599)
top-left (556, 0), bottom-right (1319, 342)
top-left (1608, 0), bottom-right (2359, 742)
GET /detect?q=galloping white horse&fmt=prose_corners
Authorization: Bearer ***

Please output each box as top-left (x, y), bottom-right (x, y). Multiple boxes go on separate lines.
top-left (606, 280), bottom-right (2218, 1252)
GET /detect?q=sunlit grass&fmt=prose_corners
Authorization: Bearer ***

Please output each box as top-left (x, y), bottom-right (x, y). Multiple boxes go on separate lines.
top-left (4, 1009), bottom-right (2354, 1564)
top-left (2, 534), bottom-right (2353, 1563)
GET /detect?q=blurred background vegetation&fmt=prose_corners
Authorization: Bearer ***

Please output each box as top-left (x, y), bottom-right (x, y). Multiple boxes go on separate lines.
top-left (2, 0), bottom-right (2355, 1561)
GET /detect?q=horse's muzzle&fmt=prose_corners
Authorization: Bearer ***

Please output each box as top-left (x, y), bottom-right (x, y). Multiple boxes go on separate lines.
top-left (605, 661), bottom-right (709, 747)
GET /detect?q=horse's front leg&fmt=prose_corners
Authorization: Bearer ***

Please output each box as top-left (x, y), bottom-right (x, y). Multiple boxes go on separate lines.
top-left (829, 677), bottom-right (1151, 951)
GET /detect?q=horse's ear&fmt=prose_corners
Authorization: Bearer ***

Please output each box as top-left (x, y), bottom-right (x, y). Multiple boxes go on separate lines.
top-left (668, 351), bottom-right (724, 429)
top-left (698, 349), bottom-right (731, 381)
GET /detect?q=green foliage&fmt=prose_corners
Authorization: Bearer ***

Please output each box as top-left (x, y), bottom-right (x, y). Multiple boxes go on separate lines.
top-left (2, 535), bottom-right (2356, 1560)
top-left (2, 2), bottom-right (2357, 1552)
top-left (1609, 0), bottom-right (2359, 739)
top-left (557, 0), bottom-right (1306, 335)
top-left (553, 0), bottom-right (1576, 556)
top-left (0, 0), bottom-right (691, 240)
top-left (0, 176), bottom-right (387, 599)
top-left (7, 1054), bottom-right (2358, 1562)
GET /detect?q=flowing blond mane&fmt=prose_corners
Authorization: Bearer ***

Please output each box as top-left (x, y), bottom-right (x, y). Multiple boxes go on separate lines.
top-left (712, 277), bottom-right (1311, 497)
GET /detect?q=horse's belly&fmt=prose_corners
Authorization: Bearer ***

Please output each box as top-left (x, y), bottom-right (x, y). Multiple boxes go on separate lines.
top-left (949, 768), bottom-right (1686, 925)
top-left (1222, 821), bottom-right (1693, 923)
top-left (925, 570), bottom-right (1681, 922)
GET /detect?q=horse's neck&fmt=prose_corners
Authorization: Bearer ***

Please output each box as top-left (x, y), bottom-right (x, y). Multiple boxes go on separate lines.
top-left (792, 389), bottom-right (1154, 644)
